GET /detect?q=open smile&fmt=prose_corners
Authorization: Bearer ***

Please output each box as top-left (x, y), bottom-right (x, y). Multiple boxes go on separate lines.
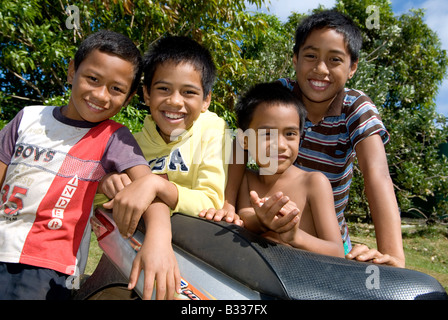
top-left (309, 79), bottom-right (330, 90)
top-left (86, 100), bottom-right (105, 111)
top-left (163, 111), bottom-right (186, 120)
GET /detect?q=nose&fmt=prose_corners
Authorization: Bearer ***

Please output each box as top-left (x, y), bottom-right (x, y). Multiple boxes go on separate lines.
top-left (168, 91), bottom-right (183, 107)
top-left (93, 85), bottom-right (109, 106)
top-left (277, 134), bottom-right (288, 152)
top-left (314, 60), bottom-right (330, 75)
top-left (269, 130), bottom-right (287, 152)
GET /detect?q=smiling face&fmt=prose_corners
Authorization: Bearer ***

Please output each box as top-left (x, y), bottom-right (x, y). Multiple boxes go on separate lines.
top-left (143, 61), bottom-right (211, 143)
top-left (246, 102), bottom-right (301, 175)
top-left (293, 27), bottom-right (358, 112)
top-left (66, 49), bottom-right (135, 123)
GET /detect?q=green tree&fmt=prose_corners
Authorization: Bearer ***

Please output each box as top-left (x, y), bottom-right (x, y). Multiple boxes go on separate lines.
top-left (336, 0), bottom-right (448, 220)
top-left (1, 0), bottom-right (447, 221)
top-left (0, 0), bottom-right (266, 131)
top-left (239, 0), bottom-right (448, 220)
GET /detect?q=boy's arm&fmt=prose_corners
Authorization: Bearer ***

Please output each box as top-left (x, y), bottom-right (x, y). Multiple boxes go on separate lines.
top-left (128, 200), bottom-right (181, 300)
top-left (282, 172), bottom-right (344, 257)
top-left (237, 173), bottom-right (297, 233)
top-left (0, 161), bottom-right (8, 187)
top-left (107, 165), bottom-right (178, 237)
top-left (223, 140), bottom-right (246, 209)
top-left (169, 128), bottom-right (229, 216)
top-left (349, 134), bottom-right (405, 267)
top-left (199, 160), bottom-right (245, 224)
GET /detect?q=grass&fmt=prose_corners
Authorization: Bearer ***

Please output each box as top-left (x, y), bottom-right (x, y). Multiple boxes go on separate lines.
top-left (85, 220), bottom-right (448, 295)
top-left (348, 220), bottom-right (448, 292)
top-left (85, 233), bottom-right (102, 275)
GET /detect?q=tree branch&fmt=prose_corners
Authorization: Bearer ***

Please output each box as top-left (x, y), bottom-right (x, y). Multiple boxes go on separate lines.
top-left (3, 65), bottom-right (44, 101)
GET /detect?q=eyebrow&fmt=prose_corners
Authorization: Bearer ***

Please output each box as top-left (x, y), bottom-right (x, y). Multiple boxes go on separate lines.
top-left (153, 80), bottom-right (202, 91)
top-left (256, 125), bottom-right (301, 131)
top-left (302, 45), bottom-right (347, 56)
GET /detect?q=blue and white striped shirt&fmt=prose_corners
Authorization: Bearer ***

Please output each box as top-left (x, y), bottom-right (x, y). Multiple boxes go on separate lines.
top-left (279, 78), bottom-right (389, 252)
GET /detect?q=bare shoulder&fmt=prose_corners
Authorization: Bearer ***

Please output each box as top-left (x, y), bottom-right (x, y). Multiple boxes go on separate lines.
top-left (305, 170), bottom-right (330, 185)
top-left (288, 166), bottom-right (329, 186)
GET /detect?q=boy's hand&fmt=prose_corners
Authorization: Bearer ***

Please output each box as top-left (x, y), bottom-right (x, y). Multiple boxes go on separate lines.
top-left (104, 174), bottom-right (158, 237)
top-left (128, 202), bottom-right (181, 300)
top-left (346, 244), bottom-right (405, 267)
top-left (128, 236), bottom-right (181, 300)
top-left (199, 206), bottom-right (244, 226)
top-left (250, 191), bottom-right (300, 233)
top-left (98, 172), bottom-right (132, 199)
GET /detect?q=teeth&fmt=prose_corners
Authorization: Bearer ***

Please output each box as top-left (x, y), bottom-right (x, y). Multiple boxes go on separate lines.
top-left (310, 80), bottom-right (328, 87)
top-left (164, 112), bottom-right (185, 119)
top-left (86, 101), bottom-right (103, 111)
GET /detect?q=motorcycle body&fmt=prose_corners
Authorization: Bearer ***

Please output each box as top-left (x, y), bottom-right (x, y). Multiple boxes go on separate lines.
top-left (73, 208), bottom-right (448, 300)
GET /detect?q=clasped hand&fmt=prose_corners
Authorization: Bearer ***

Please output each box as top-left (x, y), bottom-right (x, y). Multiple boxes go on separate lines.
top-left (99, 172), bottom-right (156, 238)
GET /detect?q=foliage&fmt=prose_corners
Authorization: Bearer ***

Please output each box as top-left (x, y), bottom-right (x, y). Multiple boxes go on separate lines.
top-left (1, 0), bottom-right (447, 221)
top-left (336, 0), bottom-right (448, 220)
top-left (0, 0), bottom-right (267, 130)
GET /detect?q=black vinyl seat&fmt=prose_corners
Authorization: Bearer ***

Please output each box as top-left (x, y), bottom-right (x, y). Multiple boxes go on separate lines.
top-left (171, 213), bottom-right (448, 300)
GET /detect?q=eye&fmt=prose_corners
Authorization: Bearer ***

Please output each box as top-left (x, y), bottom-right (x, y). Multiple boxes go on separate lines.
top-left (87, 76), bottom-right (98, 82)
top-left (286, 131), bottom-right (299, 137)
top-left (111, 86), bottom-right (126, 94)
top-left (303, 53), bottom-right (317, 60)
top-left (330, 57), bottom-right (343, 64)
top-left (184, 89), bottom-right (200, 96)
top-left (154, 86), bottom-right (170, 93)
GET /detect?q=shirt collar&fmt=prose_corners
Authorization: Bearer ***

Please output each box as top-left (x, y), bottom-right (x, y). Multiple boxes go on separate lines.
top-left (293, 82), bottom-right (345, 118)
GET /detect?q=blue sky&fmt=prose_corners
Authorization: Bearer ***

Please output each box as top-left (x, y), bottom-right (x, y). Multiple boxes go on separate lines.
top-left (248, 0), bottom-right (448, 116)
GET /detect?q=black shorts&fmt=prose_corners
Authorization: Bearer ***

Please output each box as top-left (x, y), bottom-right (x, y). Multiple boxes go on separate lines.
top-left (0, 262), bottom-right (71, 300)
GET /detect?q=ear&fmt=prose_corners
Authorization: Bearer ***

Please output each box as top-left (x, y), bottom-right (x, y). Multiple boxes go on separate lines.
top-left (142, 85), bottom-right (151, 105)
top-left (123, 91), bottom-right (136, 107)
top-left (292, 53), bottom-right (298, 68)
top-left (201, 92), bottom-right (212, 112)
top-left (236, 128), bottom-right (249, 150)
top-left (348, 59), bottom-right (358, 79)
top-left (67, 60), bottom-right (75, 84)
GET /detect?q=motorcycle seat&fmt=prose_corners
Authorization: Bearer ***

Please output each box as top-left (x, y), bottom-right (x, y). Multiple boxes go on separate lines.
top-left (171, 213), bottom-right (448, 300)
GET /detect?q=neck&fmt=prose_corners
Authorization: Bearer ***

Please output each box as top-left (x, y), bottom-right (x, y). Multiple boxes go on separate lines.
top-left (257, 165), bottom-right (292, 188)
top-left (304, 96), bottom-right (336, 124)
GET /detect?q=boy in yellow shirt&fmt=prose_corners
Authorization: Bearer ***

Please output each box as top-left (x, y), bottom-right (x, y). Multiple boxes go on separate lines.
top-left (103, 35), bottom-right (230, 217)
top-left (100, 36), bottom-right (231, 299)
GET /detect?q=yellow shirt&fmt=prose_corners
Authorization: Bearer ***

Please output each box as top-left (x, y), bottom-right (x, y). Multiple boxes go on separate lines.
top-left (134, 110), bottom-right (231, 216)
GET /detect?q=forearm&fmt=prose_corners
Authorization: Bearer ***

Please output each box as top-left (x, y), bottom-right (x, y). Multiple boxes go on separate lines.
top-left (0, 161), bottom-right (8, 187)
top-left (364, 170), bottom-right (405, 266)
top-left (284, 229), bottom-right (344, 257)
top-left (151, 176), bottom-right (179, 210)
top-left (238, 209), bottom-right (266, 234)
top-left (356, 135), bottom-right (405, 267)
top-left (142, 200), bottom-right (172, 242)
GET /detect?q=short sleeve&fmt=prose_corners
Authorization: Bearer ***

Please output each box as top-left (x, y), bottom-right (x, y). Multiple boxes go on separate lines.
top-left (345, 92), bottom-right (390, 149)
top-left (101, 126), bottom-right (149, 173)
top-left (0, 109), bottom-right (23, 165)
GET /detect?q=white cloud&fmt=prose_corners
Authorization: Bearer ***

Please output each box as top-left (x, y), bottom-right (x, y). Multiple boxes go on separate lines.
top-left (420, 0), bottom-right (448, 116)
top-left (421, 0), bottom-right (448, 50)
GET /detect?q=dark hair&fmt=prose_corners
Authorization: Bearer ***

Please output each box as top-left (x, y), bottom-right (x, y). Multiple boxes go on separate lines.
top-left (235, 82), bottom-right (307, 134)
top-left (293, 10), bottom-right (362, 64)
top-left (142, 36), bottom-right (217, 98)
top-left (74, 30), bottom-right (142, 96)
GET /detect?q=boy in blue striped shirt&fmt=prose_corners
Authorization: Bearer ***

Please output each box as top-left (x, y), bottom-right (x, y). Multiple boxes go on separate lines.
top-left (204, 10), bottom-right (405, 267)
top-left (279, 10), bottom-right (404, 267)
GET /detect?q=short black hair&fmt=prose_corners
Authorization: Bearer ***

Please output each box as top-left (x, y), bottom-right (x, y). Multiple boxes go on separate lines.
top-left (235, 82), bottom-right (306, 134)
top-left (293, 10), bottom-right (362, 64)
top-left (142, 36), bottom-right (217, 98)
top-left (74, 30), bottom-right (142, 97)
